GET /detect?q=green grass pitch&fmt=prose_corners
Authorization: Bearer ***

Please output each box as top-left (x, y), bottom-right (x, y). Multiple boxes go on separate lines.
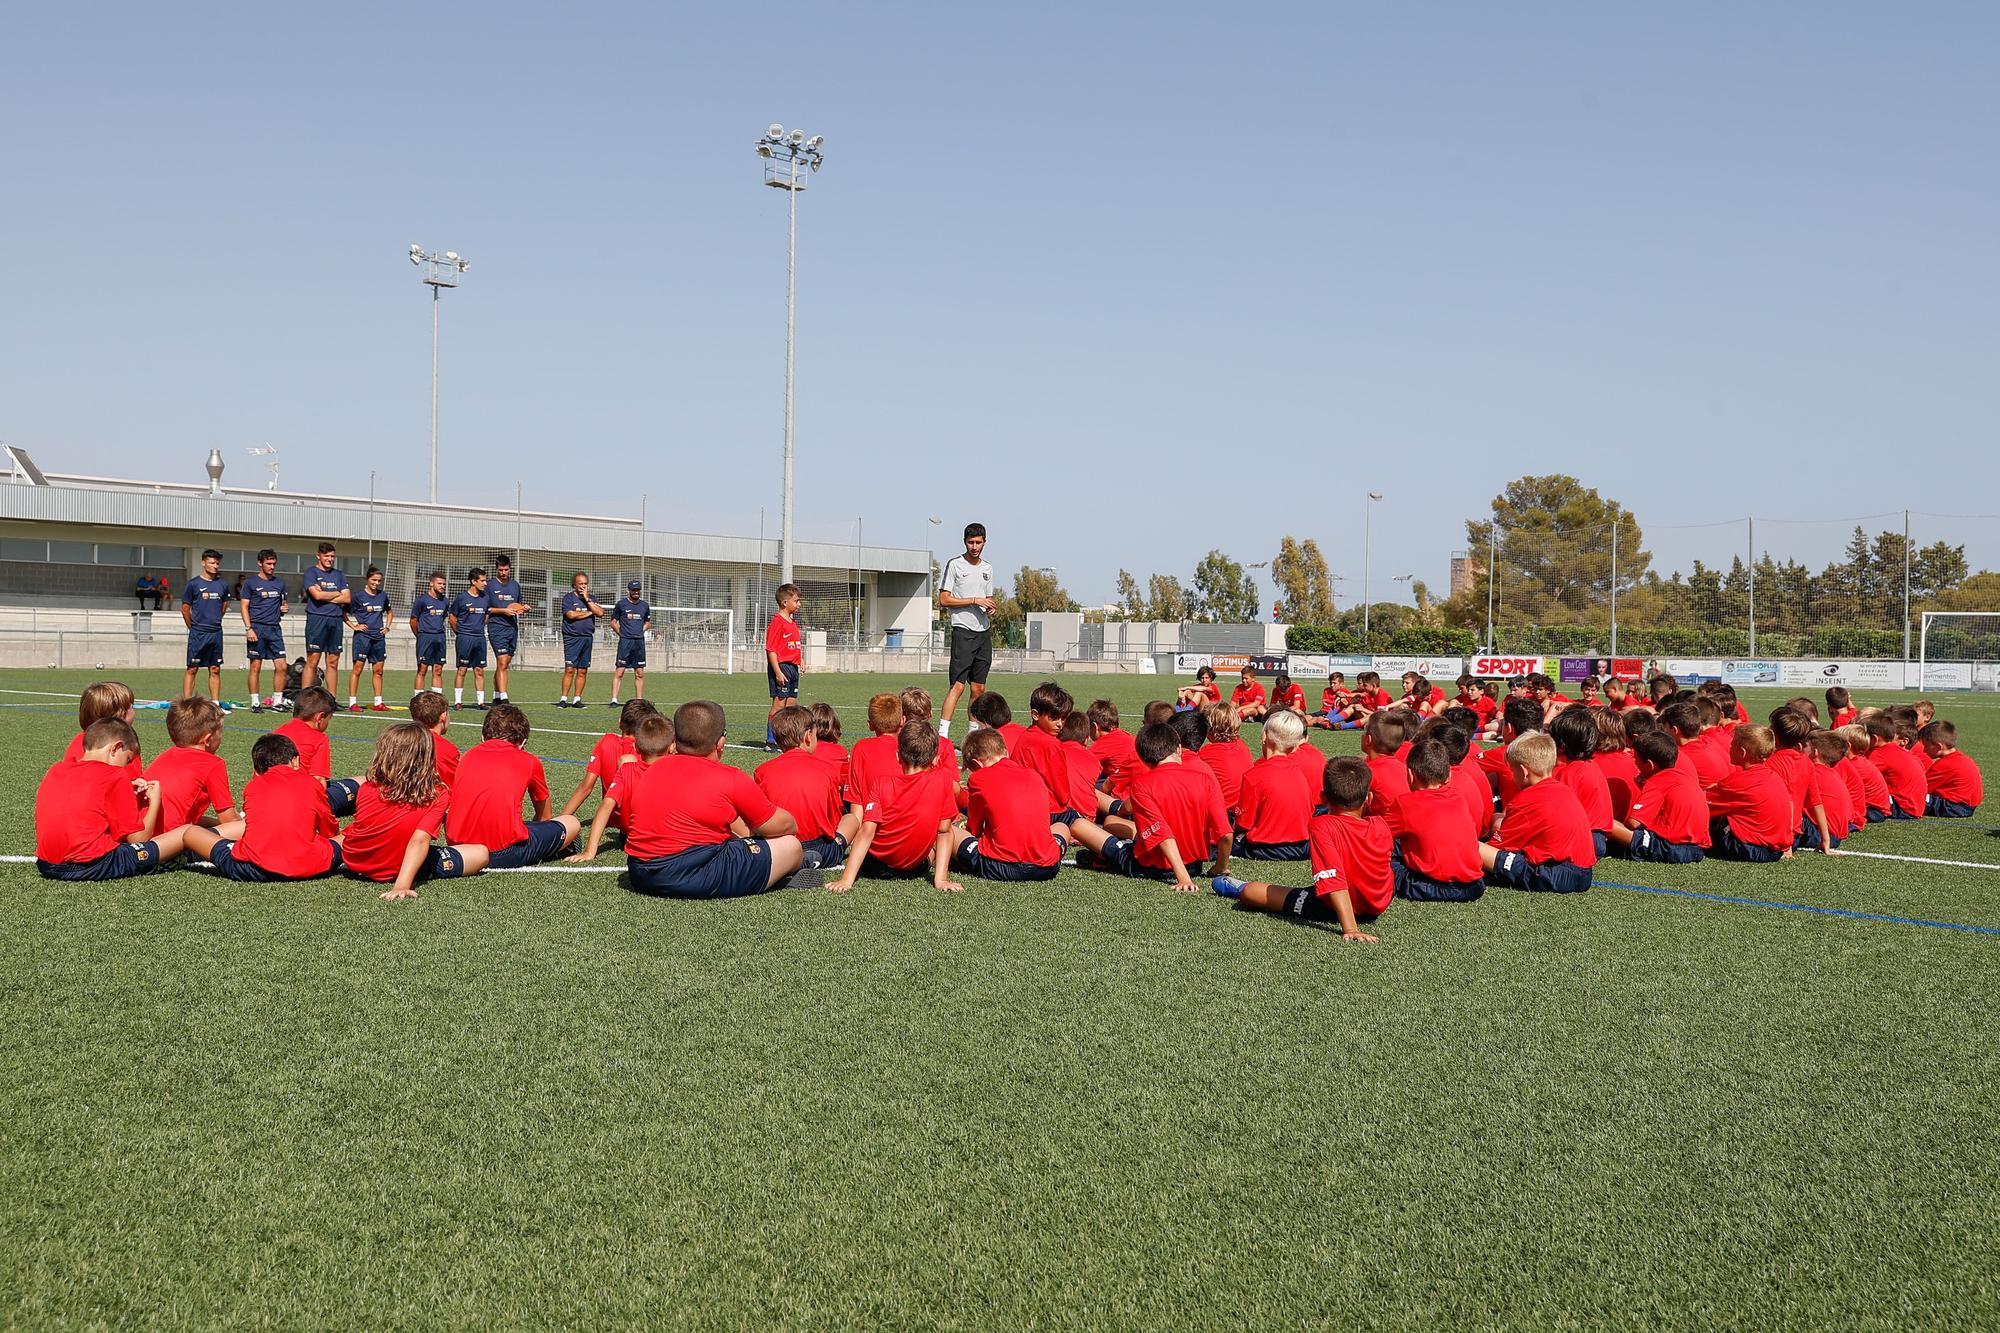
top-left (2, 667), bottom-right (1997, 1328)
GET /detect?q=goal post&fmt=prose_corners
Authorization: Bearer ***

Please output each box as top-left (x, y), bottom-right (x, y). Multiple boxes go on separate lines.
top-left (1918, 611), bottom-right (2000, 692)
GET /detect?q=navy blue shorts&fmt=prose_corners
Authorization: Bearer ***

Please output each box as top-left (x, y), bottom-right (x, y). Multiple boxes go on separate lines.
top-left (1278, 885), bottom-right (1382, 924)
top-left (799, 833), bottom-right (850, 868)
top-left (37, 841), bottom-right (163, 881)
top-left (455, 636), bottom-right (488, 669)
top-left (1391, 847), bottom-right (1484, 901)
top-left (1794, 821), bottom-right (1842, 852)
top-left (416, 634), bottom-right (446, 667)
top-left (1231, 832), bottom-right (1309, 861)
top-left (1092, 836), bottom-right (1203, 882)
top-left (352, 632), bottom-right (386, 665)
top-left (1926, 795), bottom-right (1976, 818)
top-left (326, 778), bottom-right (359, 819)
top-left (209, 839), bottom-right (343, 881)
top-left (1626, 828), bottom-right (1705, 863)
top-left (305, 618), bottom-right (344, 655)
top-left (563, 636), bottom-right (594, 670)
top-left (487, 623), bottom-right (518, 657)
top-left (1592, 830), bottom-right (1609, 861)
top-left (1707, 818), bottom-right (1785, 863)
top-left (1050, 808), bottom-right (1081, 828)
top-left (246, 626), bottom-right (286, 661)
top-left (628, 839), bottom-right (778, 899)
top-left (1865, 807), bottom-right (1888, 824)
top-left (616, 639), bottom-right (647, 670)
top-left (186, 629), bottom-right (222, 668)
top-left (1484, 850), bottom-right (1592, 892)
top-left (955, 835), bottom-right (1063, 882)
top-left (485, 819), bottom-right (575, 869)
top-left (768, 660), bottom-right (800, 700)
top-left (1886, 801), bottom-right (1919, 821)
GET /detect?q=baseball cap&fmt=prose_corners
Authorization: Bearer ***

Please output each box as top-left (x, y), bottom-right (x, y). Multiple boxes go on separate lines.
top-left (627, 580), bottom-right (642, 590)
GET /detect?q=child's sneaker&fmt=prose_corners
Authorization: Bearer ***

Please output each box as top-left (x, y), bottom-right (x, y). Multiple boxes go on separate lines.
top-left (1212, 875), bottom-right (1246, 900)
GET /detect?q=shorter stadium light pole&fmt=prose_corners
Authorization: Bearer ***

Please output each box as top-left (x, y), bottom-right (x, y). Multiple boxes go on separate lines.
top-left (926, 515), bottom-right (942, 673)
top-left (1363, 493), bottom-right (1383, 644)
top-left (755, 124), bottom-right (826, 586)
top-left (408, 245), bottom-right (470, 505)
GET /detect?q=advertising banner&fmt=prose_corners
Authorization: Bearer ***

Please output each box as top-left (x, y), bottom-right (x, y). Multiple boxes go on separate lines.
top-left (1775, 660), bottom-right (1902, 690)
top-left (1470, 655), bottom-right (1543, 678)
top-left (1556, 656), bottom-right (1646, 683)
top-left (1721, 660), bottom-right (1782, 686)
top-left (1173, 654), bottom-right (1209, 672)
top-left (1654, 658), bottom-right (1723, 685)
top-left (1921, 663), bottom-right (1973, 690)
top-left (1286, 654), bottom-right (1373, 677)
top-left (1370, 656), bottom-right (1464, 682)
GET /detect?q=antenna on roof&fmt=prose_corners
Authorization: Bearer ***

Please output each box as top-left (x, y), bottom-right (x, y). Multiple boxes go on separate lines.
top-left (246, 444), bottom-right (279, 491)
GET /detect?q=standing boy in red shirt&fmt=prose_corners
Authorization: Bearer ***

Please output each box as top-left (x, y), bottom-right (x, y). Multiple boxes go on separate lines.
top-left (1230, 708), bottom-right (1315, 861)
top-left (756, 705), bottom-right (862, 870)
top-left (185, 733), bottom-right (342, 881)
top-left (35, 719), bottom-right (190, 879)
top-left (625, 701), bottom-right (803, 898)
top-left (146, 697), bottom-right (239, 834)
top-left (1212, 756), bottom-right (1387, 941)
top-left (763, 582), bottom-right (804, 750)
top-left (1386, 739), bottom-right (1483, 901)
top-left (1069, 722), bottom-right (1232, 891)
top-left (1920, 720), bottom-right (1983, 817)
top-left (1607, 731), bottom-right (1709, 863)
top-left (1478, 733), bottom-right (1596, 893)
top-left (949, 728), bottom-right (1069, 882)
top-left (449, 704), bottom-right (580, 868)
top-left (1705, 725), bottom-right (1794, 862)
top-left (831, 722), bottom-right (962, 892)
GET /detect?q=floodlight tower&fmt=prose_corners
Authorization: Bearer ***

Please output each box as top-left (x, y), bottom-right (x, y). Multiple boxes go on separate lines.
top-left (755, 124), bottom-right (826, 585)
top-left (409, 244), bottom-right (470, 504)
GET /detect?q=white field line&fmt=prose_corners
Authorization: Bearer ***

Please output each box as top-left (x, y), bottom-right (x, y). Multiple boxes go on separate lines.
top-left (1831, 849), bottom-right (2000, 872)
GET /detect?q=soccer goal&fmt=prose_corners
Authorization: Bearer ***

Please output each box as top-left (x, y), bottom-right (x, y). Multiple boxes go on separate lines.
top-left (1918, 612), bottom-right (2000, 692)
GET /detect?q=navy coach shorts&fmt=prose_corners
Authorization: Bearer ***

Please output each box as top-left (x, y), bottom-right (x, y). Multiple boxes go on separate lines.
top-left (37, 841), bottom-right (164, 881)
top-left (563, 636), bottom-right (594, 670)
top-left (616, 639), bottom-right (647, 670)
top-left (455, 635), bottom-right (488, 669)
top-left (768, 660), bottom-right (800, 700)
top-left (487, 623), bottom-right (518, 657)
top-left (186, 629), bottom-right (223, 669)
top-left (416, 633), bottom-right (446, 667)
top-left (352, 632), bottom-right (386, 665)
top-left (627, 839), bottom-right (778, 900)
top-left (305, 619), bottom-right (344, 654)
top-left (246, 626), bottom-right (286, 661)
top-left (485, 820), bottom-right (575, 869)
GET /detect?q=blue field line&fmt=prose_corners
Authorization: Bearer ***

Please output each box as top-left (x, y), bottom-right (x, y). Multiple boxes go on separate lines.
top-left (1595, 879), bottom-right (2000, 936)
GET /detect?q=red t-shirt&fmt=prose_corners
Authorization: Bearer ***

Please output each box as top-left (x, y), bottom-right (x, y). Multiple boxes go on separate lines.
top-left (1322, 687), bottom-right (1353, 713)
top-left (966, 761), bottom-right (1062, 866)
top-left (1835, 754), bottom-right (1871, 818)
top-left (1091, 729), bottom-right (1144, 801)
top-left (1129, 761), bottom-right (1231, 871)
top-left (1231, 681), bottom-right (1267, 710)
top-left (814, 740), bottom-right (850, 795)
top-left (1235, 757), bottom-right (1314, 845)
top-left (1811, 763), bottom-right (1854, 837)
top-left (1308, 811), bottom-right (1396, 917)
top-left (1361, 688), bottom-right (1392, 710)
top-left (1707, 765), bottom-right (1792, 847)
top-left (1830, 706), bottom-right (1859, 729)
top-left (861, 766), bottom-right (958, 870)
top-left (341, 782), bottom-right (451, 881)
top-left (34, 759), bottom-right (142, 862)
top-left (1480, 742), bottom-right (1527, 810)
top-left (1187, 681), bottom-right (1220, 704)
top-left (1553, 758), bottom-right (1613, 833)
top-left (1456, 692), bottom-right (1498, 727)
top-left (432, 731), bottom-right (462, 788)
top-left (145, 746), bottom-right (234, 828)
top-left (1595, 749), bottom-right (1641, 824)
top-left (1491, 779), bottom-right (1597, 867)
top-left (1203, 739), bottom-right (1255, 811)
top-left (233, 766), bottom-right (339, 876)
top-left (1927, 750), bottom-right (1983, 807)
top-left (1734, 703), bottom-right (1750, 725)
top-left (1387, 785), bottom-right (1480, 882)
top-left (1365, 753), bottom-right (1410, 817)
top-left (1627, 765), bottom-right (1711, 846)
top-left (1871, 744), bottom-right (1928, 817)
top-left (64, 731), bottom-right (143, 782)
top-left (993, 721), bottom-right (1029, 754)
top-left (1764, 750), bottom-right (1813, 826)
top-left (586, 733), bottom-right (635, 791)
top-left (764, 614), bottom-right (802, 665)
top-left (1272, 683), bottom-right (1307, 712)
top-left (1060, 741), bottom-right (1100, 816)
top-left (1401, 686), bottom-right (1445, 712)
top-left (845, 734), bottom-right (901, 807)
top-left (1683, 730), bottom-right (1733, 789)
top-left (449, 739), bottom-right (550, 850)
top-left (1450, 756), bottom-right (1495, 836)
top-left (1290, 743), bottom-right (1328, 800)
top-left (625, 753), bottom-right (777, 859)
top-left (755, 747), bottom-right (845, 841)
top-left (275, 719), bottom-right (332, 781)
top-left (1012, 724), bottom-right (1072, 813)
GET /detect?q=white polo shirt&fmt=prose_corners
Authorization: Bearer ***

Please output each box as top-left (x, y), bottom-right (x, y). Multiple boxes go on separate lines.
top-left (940, 555), bottom-right (994, 633)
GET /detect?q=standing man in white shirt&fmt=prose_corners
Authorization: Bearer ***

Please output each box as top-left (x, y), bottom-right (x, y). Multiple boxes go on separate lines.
top-left (937, 522), bottom-right (996, 738)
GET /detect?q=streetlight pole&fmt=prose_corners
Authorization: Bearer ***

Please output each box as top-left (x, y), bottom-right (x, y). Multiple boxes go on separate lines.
top-left (1363, 492), bottom-right (1383, 643)
top-left (408, 245), bottom-right (469, 504)
top-left (755, 124), bottom-right (826, 585)
top-left (925, 515), bottom-right (942, 674)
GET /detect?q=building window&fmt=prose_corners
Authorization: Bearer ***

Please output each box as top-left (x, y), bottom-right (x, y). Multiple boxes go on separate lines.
top-left (96, 544), bottom-right (144, 567)
top-left (144, 546), bottom-right (186, 567)
top-left (0, 539), bottom-right (49, 562)
top-left (50, 540), bottom-right (95, 564)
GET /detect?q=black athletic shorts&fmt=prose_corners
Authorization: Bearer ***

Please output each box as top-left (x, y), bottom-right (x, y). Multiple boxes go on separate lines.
top-left (948, 627), bottom-right (993, 686)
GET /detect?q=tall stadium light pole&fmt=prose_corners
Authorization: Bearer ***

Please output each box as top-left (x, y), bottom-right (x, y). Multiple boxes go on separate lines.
top-left (755, 125), bottom-right (826, 585)
top-left (1746, 516), bottom-right (1757, 656)
top-left (1363, 493), bottom-right (1383, 643)
top-left (1485, 522), bottom-right (1497, 653)
top-left (408, 245), bottom-right (469, 504)
top-left (1903, 508), bottom-right (1912, 662)
top-left (925, 515), bottom-right (942, 674)
top-left (1609, 517), bottom-right (1619, 656)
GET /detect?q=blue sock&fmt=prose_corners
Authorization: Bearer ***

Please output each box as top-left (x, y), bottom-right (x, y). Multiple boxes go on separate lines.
top-left (1212, 875), bottom-right (1246, 900)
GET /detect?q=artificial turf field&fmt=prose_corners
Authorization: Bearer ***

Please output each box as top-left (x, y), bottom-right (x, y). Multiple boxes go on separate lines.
top-left (2, 667), bottom-right (1997, 1329)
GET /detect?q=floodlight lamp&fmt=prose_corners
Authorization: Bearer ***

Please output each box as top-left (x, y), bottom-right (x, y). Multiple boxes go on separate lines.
top-left (409, 251), bottom-right (422, 265)
top-left (457, 260), bottom-right (469, 272)
top-left (806, 135), bottom-right (823, 149)
top-left (789, 129), bottom-right (805, 144)
top-left (768, 123), bottom-right (785, 138)
top-left (756, 142), bottom-right (773, 157)
top-left (444, 251), bottom-right (457, 261)
top-left (1368, 491), bottom-right (1384, 501)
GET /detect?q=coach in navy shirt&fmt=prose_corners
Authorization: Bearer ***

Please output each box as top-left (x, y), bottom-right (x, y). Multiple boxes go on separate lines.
top-left (609, 580), bottom-right (652, 707)
top-left (302, 542), bottom-right (351, 690)
top-left (343, 565), bottom-right (392, 711)
top-left (448, 568), bottom-right (491, 709)
top-left (408, 569), bottom-right (450, 698)
top-left (240, 548), bottom-right (290, 712)
top-left (556, 573), bottom-right (606, 708)
top-left (483, 554), bottom-right (531, 705)
top-left (180, 547), bottom-right (229, 701)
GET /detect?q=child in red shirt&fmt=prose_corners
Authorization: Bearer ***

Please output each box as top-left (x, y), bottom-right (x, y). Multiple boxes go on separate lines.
top-left (409, 690), bottom-right (462, 788)
top-left (1200, 702), bottom-right (1255, 815)
top-left (1361, 710), bottom-right (1413, 817)
top-left (571, 714), bottom-right (675, 861)
top-left (1705, 726), bottom-right (1794, 862)
top-left (62, 680), bottom-right (143, 782)
top-left (897, 686), bottom-right (956, 774)
top-left (1435, 719), bottom-right (1496, 837)
top-left (1230, 709), bottom-right (1315, 861)
top-left (1478, 733), bottom-right (1595, 893)
top-left (560, 697), bottom-right (658, 830)
top-left (1012, 681), bottom-right (1080, 820)
top-left (1386, 739), bottom-right (1483, 900)
top-left (756, 705), bottom-right (862, 869)
top-left (1920, 720), bottom-right (1983, 817)
top-left (845, 693), bottom-right (906, 810)
top-left (949, 728), bottom-right (1069, 881)
top-left (1825, 686), bottom-right (1857, 730)
top-left (1269, 672), bottom-right (1308, 715)
top-left (626, 701), bottom-right (804, 898)
top-left (1087, 698), bottom-right (1144, 816)
top-left (1808, 731), bottom-right (1856, 842)
top-left (809, 702), bottom-right (849, 790)
top-left (344, 724), bottom-right (488, 900)
top-left (1591, 708), bottom-right (1641, 825)
top-left (1866, 715), bottom-right (1928, 819)
top-left (1453, 674), bottom-right (1499, 733)
top-left (763, 582), bottom-right (804, 748)
top-left (1397, 673), bottom-right (1445, 716)
top-left (1177, 665), bottom-right (1221, 710)
top-left (832, 721), bottom-right (961, 892)
top-left (1070, 722), bottom-right (1232, 890)
top-left (969, 691), bottom-right (1029, 755)
top-left (276, 687), bottom-right (361, 817)
top-left (35, 719), bottom-right (189, 879)
top-left (1213, 756), bottom-right (1386, 941)
top-left (186, 733), bottom-right (342, 881)
top-left (1058, 713), bottom-right (1104, 822)
top-left (146, 697), bottom-right (239, 834)
top-left (1311, 672), bottom-right (1356, 730)
top-left (451, 704), bottom-right (579, 868)
top-left (1839, 724), bottom-right (1892, 822)
top-left (1549, 708), bottom-right (1614, 859)
top-left (1230, 667), bottom-right (1268, 721)
top-left (1607, 731), bottom-right (1709, 863)
top-left (1768, 709), bottom-right (1834, 851)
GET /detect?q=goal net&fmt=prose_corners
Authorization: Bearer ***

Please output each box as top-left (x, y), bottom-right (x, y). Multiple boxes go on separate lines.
top-left (1919, 612), bottom-right (2000, 692)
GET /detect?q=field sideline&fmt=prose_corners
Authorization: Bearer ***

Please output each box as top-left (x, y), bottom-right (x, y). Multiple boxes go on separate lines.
top-left (2, 668), bottom-right (1997, 1327)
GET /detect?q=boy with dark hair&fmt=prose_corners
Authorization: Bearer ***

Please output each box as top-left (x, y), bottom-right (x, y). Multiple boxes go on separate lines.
top-left (625, 700), bottom-right (803, 897)
top-left (146, 697), bottom-right (239, 833)
top-left (408, 569), bottom-right (449, 698)
top-left (608, 580), bottom-right (653, 707)
top-left (1866, 715), bottom-right (1928, 818)
top-left (1230, 666), bottom-right (1268, 721)
top-left (186, 734), bottom-right (343, 881)
top-left (180, 547), bottom-right (230, 701)
top-left (1270, 672), bottom-right (1307, 714)
top-left (756, 705), bottom-right (862, 870)
top-left (556, 572), bottom-right (607, 708)
top-left (1920, 721), bottom-right (1982, 817)
top-left (1607, 731), bottom-right (1709, 863)
top-left (1660, 700), bottom-right (1729, 789)
top-left (1212, 756), bottom-right (1387, 941)
top-left (1435, 722), bottom-right (1495, 837)
top-left (1705, 725), bottom-right (1794, 861)
top-left (949, 727), bottom-right (1068, 882)
top-left (969, 691), bottom-right (1027, 750)
top-left (1057, 712), bottom-right (1103, 823)
top-left (343, 564), bottom-right (393, 712)
top-left (898, 686), bottom-right (956, 773)
top-left (938, 522), bottom-right (995, 737)
top-left (1478, 696), bottom-right (1546, 809)
top-left (846, 693), bottom-right (906, 810)
top-left (560, 697), bottom-right (659, 827)
top-left (1453, 673), bottom-right (1498, 732)
top-left (1386, 738), bottom-right (1483, 901)
top-left (301, 542), bottom-right (351, 692)
top-left (1602, 676), bottom-right (1632, 711)
top-left (1012, 680), bottom-right (1078, 820)
top-left (1647, 673), bottom-right (1677, 707)
top-left (1088, 699), bottom-right (1144, 817)
top-left (1592, 709), bottom-right (1641, 825)
top-left (1361, 710), bottom-right (1413, 816)
top-left (1478, 733), bottom-right (1596, 892)
top-left (1177, 664), bottom-right (1221, 711)
top-left (1809, 731), bottom-right (1857, 842)
top-left (764, 582), bottom-right (804, 748)
top-left (1311, 671), bottom-right (1354, 730)
top-left (570, 714), bottom-right (675, 861)
top-left (1069, 722), bottom-right (1231, 890)
top-left (808, 702), bottom-right (849, 793)
top-left (277, 687), bottom-right (360, 817)
top-left (447, 567), bottom-right (491, 710)
top-left (1231, 708), bottom-right (1315, 861)
top-left (1142, 700), bottom-right (1177, 729)
top-left (1549, 707), bottom-right (1613, 859)
top-left (35, 719), bottom-right (190, 879)
top-left (1826, 686), bottom-right (1857, 729)
top-left (1768, 708), bottom-right (1834, 851)
top-left (408, 690), bottom-right (461, 787)
top-left (831, 722), bottom-right (962, 892)
top-left (450, 704), bottom-right (580, 869)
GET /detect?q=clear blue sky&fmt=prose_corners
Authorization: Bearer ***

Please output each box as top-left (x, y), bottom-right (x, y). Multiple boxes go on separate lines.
top-left (3, 3), bottom-right (1994, 608)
